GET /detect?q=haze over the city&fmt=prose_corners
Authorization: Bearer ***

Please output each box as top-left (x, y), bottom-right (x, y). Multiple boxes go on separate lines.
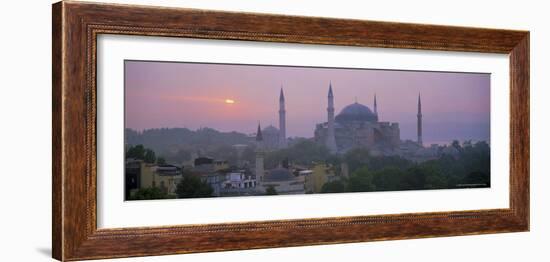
top-left (125, 60), bottom-right (490, 144)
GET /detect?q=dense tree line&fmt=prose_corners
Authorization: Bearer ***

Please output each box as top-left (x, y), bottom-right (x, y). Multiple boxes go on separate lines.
top-left (128, 187), bottom-right (172, 200)
top-left (175, 172), bottom-right (214, 198)
top-left (127, 136), bottom-right (490, 199)
top-left (321, 141), bottom-right (490, 193)
top-left (126, 144), bottom-right (157, 163)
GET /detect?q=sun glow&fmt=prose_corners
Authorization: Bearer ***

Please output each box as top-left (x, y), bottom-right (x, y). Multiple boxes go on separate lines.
top-left (225, 99), bottom-right (235, 104)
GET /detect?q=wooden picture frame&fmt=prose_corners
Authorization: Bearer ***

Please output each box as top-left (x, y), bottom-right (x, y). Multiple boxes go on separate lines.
top-left (52, 1), bottom-right (529, 261)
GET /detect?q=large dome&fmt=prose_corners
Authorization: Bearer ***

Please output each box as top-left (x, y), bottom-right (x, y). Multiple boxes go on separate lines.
top-left (335, 102), bottom-right (378, 123)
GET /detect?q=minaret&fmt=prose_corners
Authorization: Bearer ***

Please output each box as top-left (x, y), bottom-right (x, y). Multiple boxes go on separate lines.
top-left (278, 87), bottom-right (287, 148)
top-left (374, 93), bottom-right (378, 121)
top-left (326, 82), bottom-right (337, 153)
top-left (417, 93), bottom-right (423, 146)
top-left (255, 123), bottom-right (265, 182)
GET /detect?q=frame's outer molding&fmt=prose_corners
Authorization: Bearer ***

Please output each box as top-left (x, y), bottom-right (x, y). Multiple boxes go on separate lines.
top-left (52, 2), bottom-right (63, 260)
top-left (52, 1), bottom-right (529, 261)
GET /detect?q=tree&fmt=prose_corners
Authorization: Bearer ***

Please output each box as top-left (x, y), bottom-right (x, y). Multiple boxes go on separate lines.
top-left (343, 148), bottom-right (370, 173)
top-left (417, 163), bottom-right (447, 189)
top-left (156, 157), bottom-right (167, 165)
top-left (325, 154), bottom-right (343, 167)
top-left (347, 167), bottom-right (375, 192)
top-left (371, 167), bottom-right (408, 191)
top-left (126, 144), bottom-right (145, 160)
top-left (368, 156), bottom-right (411, 172)
top-left (129, 187), bottom-right (168, 200)
top-left (451, 140), bottom-right (462, 152)
top-left (403, 163), bottom-right (448, 190)
top-left (265, 186), bottom-right (278, 195)
top-left (126, 144), bottom-right (157, 164)
top-left (176, 175), bottom-right (213, 198)
top-left (463, 171), bottom-right (490, 187)
top-left (144, 149), bottom-right (156, 163)
top-left (321, 180), bottom-right (346, 193)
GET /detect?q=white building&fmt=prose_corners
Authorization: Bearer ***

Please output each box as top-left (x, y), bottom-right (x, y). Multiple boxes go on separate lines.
top-left (221, 171), bottom-right (257, 189)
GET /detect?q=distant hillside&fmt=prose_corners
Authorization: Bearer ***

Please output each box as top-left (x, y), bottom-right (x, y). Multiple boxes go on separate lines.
top-left (125, 127), bottom-right (254, 158)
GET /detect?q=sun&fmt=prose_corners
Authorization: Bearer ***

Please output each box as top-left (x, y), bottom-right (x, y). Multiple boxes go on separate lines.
top-left (225, 99), bottom-right (235, 104)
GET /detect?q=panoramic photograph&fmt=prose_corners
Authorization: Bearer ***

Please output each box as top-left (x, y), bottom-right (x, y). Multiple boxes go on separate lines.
top-left (124, 60), bottom-right (491, 201)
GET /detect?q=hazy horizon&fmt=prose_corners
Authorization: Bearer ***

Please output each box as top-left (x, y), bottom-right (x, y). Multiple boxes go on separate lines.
top-left (125, 60), bottom-right (490, 143)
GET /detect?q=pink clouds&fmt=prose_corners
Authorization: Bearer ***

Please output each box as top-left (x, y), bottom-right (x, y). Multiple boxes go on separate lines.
top-left (125, 60), bottom-right (490, 142)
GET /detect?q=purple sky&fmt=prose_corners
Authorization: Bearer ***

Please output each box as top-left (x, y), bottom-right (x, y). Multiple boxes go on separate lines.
top-left (125, 60), bottom-right (490, 144)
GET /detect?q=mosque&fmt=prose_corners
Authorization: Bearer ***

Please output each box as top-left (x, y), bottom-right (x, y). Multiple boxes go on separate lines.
top-left (253, 82), bottom-right (424, 194)
top-left (314, 82), bottom-right (421, 154)
top-left (255, 82), bottom-right (423, 154)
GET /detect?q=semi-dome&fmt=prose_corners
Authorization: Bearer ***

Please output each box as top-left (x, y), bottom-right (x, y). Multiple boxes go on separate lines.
top-left (335, 102), bottom-right (378, 123)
